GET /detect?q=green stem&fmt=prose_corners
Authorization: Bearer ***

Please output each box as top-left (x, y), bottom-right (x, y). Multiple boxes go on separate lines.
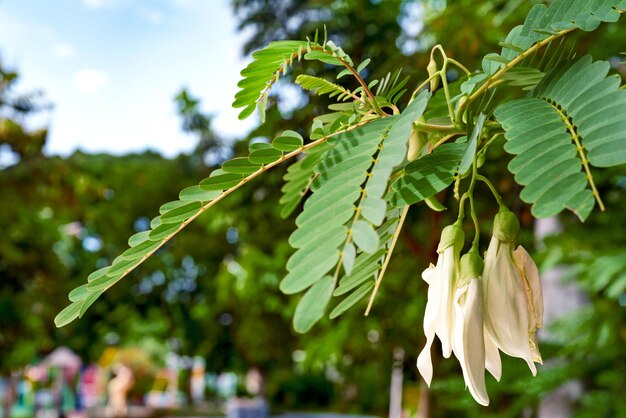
top-left (468, 157), bottom-right (481, 247)
top-left (447, 58), bottom-right (471, 76)
top-left (476, 175), bottom-right (504, 207)
top-left (409, 72), bottom-right (440, 102)
top-left (440, 64), bottom-right (456, 123)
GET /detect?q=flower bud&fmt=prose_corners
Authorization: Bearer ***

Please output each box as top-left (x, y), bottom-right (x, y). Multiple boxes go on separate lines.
top-left (493, 209), bottom-right (519, 243)
top-left (437, 224), bottom-right (464, 253)
top-left (459, 251), bottom-right (484, 284)
top-left (427, 58), bottom-right (439, 91)
top-left (407, 126), bottom-right (425, 162)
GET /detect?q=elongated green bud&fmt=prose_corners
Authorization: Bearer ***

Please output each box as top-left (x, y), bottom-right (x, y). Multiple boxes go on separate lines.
top-left (407, 124), bottom-right (426, 161)
top-left (456, 96), bottom-right (468, 124)
top-left (493, 209), bottom-right (519, 243)
top-left (427, 59), bottom-right (439, 91)
top-left (459, 251), bottom-right (484, 284)
top-left (437, 224), bottom-right (464, 253)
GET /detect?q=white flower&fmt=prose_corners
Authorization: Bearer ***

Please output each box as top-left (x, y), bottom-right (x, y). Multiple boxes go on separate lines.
top-left (482, 209), bottom-right (544, 376)
top-left (452, 251), bottom-right (489, 406)
top-left (417, 224), bottom-right (464, 386)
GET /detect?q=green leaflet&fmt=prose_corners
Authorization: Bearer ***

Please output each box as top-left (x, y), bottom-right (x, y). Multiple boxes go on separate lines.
top-left (273, 130), bottom-right (303, 151)
top-left (121, 239), bottom-right (162, 260)
top-left (128, 231), bottom-right (150, 247)
top-left (494, 56), bottom-right (626, 221)
top-left (68, 284), bottom-right (89, 302)
top-left (87, 267), bottom-right (109, 282)
top-left (222, 157), bottom-right (262, 174)
top-left (293, 276), bottom-right (335, 333)
top-left (352, 220), bottom-right (379, 254)
top-left (249, 148), bottom-right (283, 164)
top-left (178, 186), bottom-right (221, 202)
top-left (329, 281), bottom-right (374, 319)
top-left (54, 302), bottom-right (81, 328)
top-left (389, 143), bottom-right (466, 207)
top-left (342, 242), bottom-right (357, 275)
top-left (160, 201), bottom-right (203, 224)
top-left (200, 173), bottom-right (244, 191)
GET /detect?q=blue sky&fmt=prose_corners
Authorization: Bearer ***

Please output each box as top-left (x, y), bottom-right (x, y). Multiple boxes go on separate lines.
top-left (0, 0), bottom-right (257, 157)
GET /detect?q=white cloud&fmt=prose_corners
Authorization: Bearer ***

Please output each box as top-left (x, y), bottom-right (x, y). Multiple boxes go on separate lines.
top-left (139, 9), bottom-right (164, 25)
top-left (74, 69), bottom-right (110, 93)
top-left (168, 0), bottom-right (196, 9)
top-left (82, 0), bottom-right (118, 10)
top-left (52, 43), bottom-right (75, 58)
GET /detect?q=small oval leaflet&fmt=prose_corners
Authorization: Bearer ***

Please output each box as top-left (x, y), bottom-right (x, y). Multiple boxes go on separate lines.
top-left (149, 222), bottom-right (181, 241)
top-left (87, 273), bottom-right (120, 292)
top-left (329, 281), bottom-right (374, 319)
top-left (179, 186), bottom-right (221, 202)
top-left (87, 267), bottom-right (110, 283)
top-left (54, 302), bottom-right (82, 328)
top-left (352, 220), bottom-right (379, 254)
top-left (199, 173), bottom-right (244, 191)
top-left (121, 239), bottom-right (162, 260)
top-left (249, 148), bottom-right (283, 164)
top-left (222, 157), bottom-right (262, 174)
top-left (272, 130), bottom-right (303, 151)
top-left (68, 284), bottom-right (89, 302)
top-left (128, 231), bottom-right (150, 247)
top-left (160, 201), bottom-right (203, 224)
top-left (159, 200), bottom-right (189, 215)
top-left (293, 276), bottom-right (335, 333)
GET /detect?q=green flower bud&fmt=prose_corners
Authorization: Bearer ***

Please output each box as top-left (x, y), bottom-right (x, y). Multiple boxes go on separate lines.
top-left (427, 59), bottom-right (439, 91)
top-left (437, 224), bottom-right (464, 253)
top-left (493, 209), bottom-right (519, 243)
top-left (459, 251), bottom-right (484, 285)
top-left (407, 127), bottom-right (425, 162)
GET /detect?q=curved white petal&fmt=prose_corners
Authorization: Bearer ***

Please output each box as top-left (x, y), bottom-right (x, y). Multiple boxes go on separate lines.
top-left (434, 246), bottom-right (457, 358)
top-left (513, 246), bottom-right (544, 365)
top-left (453, 279), bottom-right (489, 406)
top-left (418, 264), bottom-right (439, 386)
top-left (483, 237), bottom-right (537, 375)
top-left (417, 333), bottom-right (435, 386)
top-left (484, 329), bottom-right (502, 381)
top-left (422, 263), bottom-right (436, 285)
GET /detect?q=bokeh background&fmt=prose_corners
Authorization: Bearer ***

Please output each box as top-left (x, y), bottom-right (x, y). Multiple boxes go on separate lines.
top-left (1, 0), bottom-right (625, 417)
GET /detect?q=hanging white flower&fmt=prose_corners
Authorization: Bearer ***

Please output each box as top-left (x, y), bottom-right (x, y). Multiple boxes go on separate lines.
top-left (452, 251), bottom-right (489, 406)
top-left (417, 224), bottom-right (464, 386)
top-left (482, 209), bottom-right (544, 376)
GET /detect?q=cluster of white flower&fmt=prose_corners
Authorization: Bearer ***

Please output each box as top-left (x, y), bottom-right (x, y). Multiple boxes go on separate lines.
top-left (417, 209), bottom-right (543, 406)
